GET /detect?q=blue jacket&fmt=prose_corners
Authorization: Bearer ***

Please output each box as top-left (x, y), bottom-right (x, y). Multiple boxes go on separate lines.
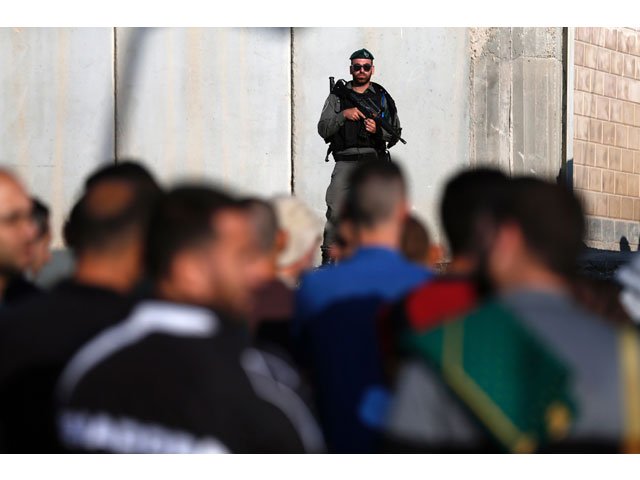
top-left (293, 247), bottom-right (432, 452)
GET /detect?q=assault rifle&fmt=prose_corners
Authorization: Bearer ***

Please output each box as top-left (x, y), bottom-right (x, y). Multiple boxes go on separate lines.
top-left (331, 78), bottom-right (407, 146)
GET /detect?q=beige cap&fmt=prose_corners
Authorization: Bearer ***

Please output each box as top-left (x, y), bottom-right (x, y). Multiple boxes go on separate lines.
top-left (272, 195), bottom-right (324, 268)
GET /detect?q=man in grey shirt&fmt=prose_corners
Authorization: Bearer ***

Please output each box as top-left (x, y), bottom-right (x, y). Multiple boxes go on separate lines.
top-left (317, 48), bottom-right (401, 264)
top-left (385, 177), bottom-right (640, 452)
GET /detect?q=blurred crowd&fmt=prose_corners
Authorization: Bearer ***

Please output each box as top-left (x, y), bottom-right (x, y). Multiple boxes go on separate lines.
top-left (0, 159), bottom-right (639, 453)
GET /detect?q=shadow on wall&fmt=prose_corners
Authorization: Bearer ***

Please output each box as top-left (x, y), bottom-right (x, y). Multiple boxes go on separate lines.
top-left (619, 236), bottom-right (640, 253)
top-left (558, 159), bottom-right (573, 189)
top-left (620, 236), bottom-right (631, 253)
top-left (561, 160), bottom-right (639, 255)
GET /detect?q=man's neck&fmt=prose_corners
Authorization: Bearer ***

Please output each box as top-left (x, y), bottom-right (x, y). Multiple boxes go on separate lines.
top-left (73, 254), bottom-right (139, 294)
top-left (352, 81), bottom-right (370, 94)
top-left (499, 264), bottom-right (570, 296)
top-left (357, 223), bottom-right (401, 251)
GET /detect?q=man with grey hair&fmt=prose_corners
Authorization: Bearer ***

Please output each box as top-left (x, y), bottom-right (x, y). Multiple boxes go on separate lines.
top-left (293, 160), bottom-right (432, 453)
top-left (273, 195), bottom-right (323, 288)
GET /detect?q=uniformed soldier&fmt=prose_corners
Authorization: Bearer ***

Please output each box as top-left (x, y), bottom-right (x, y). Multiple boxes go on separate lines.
top-left (317, 48), bottom-right (401, 264)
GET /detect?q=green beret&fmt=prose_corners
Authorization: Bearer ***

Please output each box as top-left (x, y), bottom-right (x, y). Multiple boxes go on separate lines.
top-left (349, 48), bottom-right (374, 61)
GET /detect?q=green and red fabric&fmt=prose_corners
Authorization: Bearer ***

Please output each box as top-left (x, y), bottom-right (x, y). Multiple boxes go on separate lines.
top-left (399, 301), bottom-right (576, 453)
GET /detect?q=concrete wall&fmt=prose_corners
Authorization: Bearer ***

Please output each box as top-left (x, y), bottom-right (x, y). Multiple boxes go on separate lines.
top-left (292, 27), bottom-right (471, 242)
top-left (470, 27), bottom-right (565, 180)
top-left (0, 27), bottom-right (473, 252)
top-left (0, 27), bottom-right (569, 259)
top-left (0, 28), bottom-right (114, 246)
top-left (116, 28), bottom-right (292, 196)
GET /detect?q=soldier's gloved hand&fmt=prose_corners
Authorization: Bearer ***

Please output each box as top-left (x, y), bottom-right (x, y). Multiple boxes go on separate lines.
top-left (343, 108), bottom-right (366, 122)
top-left (364, 118), bottom-right (377, 134)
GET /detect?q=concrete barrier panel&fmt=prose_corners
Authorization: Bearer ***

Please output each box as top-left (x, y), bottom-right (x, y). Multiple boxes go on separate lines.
top-left (292, 27), bottom-right (471, 242)
top-left (0, 27), bottom-right (115, 246)
top-left (115, 27), bottom-right (292, 197)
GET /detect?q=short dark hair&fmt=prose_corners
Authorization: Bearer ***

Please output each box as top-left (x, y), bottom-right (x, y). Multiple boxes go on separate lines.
top-left (343, 160), bottom-right (406, 229)
top-left (84, 160), bottom-right (159, 193)
top-left (64, 162), bottom-right (162, 254)
top-left (145, 185), bottom-right (237, 281)
top-left (440, 168), bottom-right (510, 257)
top-left (499, 177), bottom-right (585, 278)
top-left (237, 197), bottom-right (279, 253)
top-left (31, 197), bottom-right (50, 239)
top-left (401, 215), bottom-right (431, 264)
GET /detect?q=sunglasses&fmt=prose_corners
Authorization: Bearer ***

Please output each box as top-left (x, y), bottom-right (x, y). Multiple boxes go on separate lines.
top-left (351, 63), bottom-right (372, 72)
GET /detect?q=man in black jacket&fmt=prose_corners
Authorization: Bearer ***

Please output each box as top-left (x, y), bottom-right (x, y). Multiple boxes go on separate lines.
top-left (0, 162), bottom-right (161, 452)
top-left (56, 185), bottom-right (324, 453)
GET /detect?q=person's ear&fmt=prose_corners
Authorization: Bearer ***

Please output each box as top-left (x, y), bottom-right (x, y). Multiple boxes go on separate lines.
top-left (488, 222), bottom-right (523, 280)
top-left (371, 65), bottom-right (375, 76)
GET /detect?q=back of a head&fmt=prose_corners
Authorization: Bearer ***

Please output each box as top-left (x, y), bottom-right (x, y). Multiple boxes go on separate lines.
top-left (273, 195), bottom-right (323, 268)
top-left (65, 161), bottom-right (162, 254)
top-left (501, 177), bottom-right (585, 278)
top-left (344, 160), bottom-right (406, 229)
top-left (85, 160), bottom-right (160, 194)
top-left (64, 172), bottom-right (161, 256)
top-left (401, 214), bottom-right (431, 265)
top-left (440, 167), bottom-right (510, 257)
top-left (145, 185), bottom-right (236, 282)
top-left (237, 197), bottom-right (279, 253)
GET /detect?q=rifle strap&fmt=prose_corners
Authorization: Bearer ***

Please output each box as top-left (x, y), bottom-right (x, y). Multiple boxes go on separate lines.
top-left (325, 145), bottom-right (333, 163)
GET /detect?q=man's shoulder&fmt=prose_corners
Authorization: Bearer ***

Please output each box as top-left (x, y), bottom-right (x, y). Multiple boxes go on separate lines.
top-left (391, 255), bottom-right (433, 281)
top-left (1, 281), bottom-right (135, 335)
top-left (298, 254), bottom-right (430, 302)
top-left (2, 275), bottom-right (43, 307)
top-left (400, 276), bottom-right (478, 332)
top-left (371, 82), bottom-right (394, 95)
top-left (298, 265), bottom-right (342, 295)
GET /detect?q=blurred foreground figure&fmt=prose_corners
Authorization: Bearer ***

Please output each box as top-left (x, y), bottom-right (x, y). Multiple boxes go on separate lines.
top-left (250, 195), bottom-right (323, 355)
top-left (614, 255), bottom-right (640, 325)
top-left (57, 185), bottom-right (324, 453)
top-left (242, 197), bottom-right (287, 340)
top-left (0, 170), bottom-right (40, 306)
top-left (239, 198), bottom-right (284, 292)
top-left (273, 196), bottom-right (323, 288)
top-left (0, 162), bottom-right (160, 452)
top-left (383, 169), bottom-right (509, 341)
top-left (386, 178), bottom-right (640, 453)
top-left (399, 214), bottom-right (439, 268)
top-left (27, 198), bottom-right (52, 279)
top-left (294, 161), bottom-right (431, 453)
top-left (572, 276), bottom-right (632, 325)
top-left (327, 213), bottom-right (357, 264)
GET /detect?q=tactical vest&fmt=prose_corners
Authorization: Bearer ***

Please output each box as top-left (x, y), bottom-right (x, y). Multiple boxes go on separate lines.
top-left (330, 82), bottom-right (397, 153)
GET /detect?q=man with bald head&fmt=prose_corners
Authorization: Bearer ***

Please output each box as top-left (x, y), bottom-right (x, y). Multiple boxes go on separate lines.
top-left (0, 161), bottom-right (161, 452)
top-left (0, 169), bottom-right (39, 305)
